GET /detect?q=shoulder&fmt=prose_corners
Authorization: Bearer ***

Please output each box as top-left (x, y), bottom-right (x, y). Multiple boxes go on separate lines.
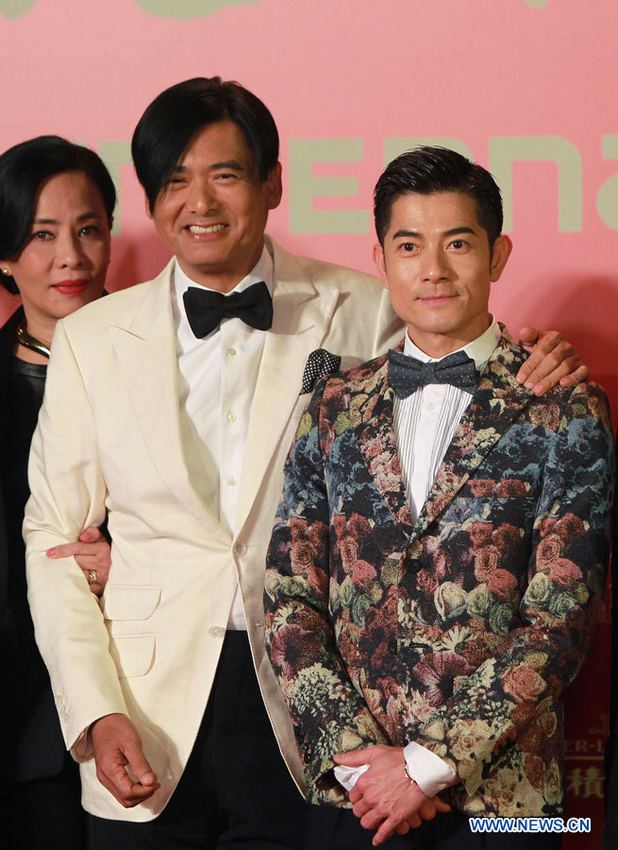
top-left (60, 265), bottom-right (172, 337)
top-left (306, 352), bottom-right (390, 426)
top-left (0, 305), bottom-right (22, 343)
top-left (268, 236), bottom-right (384, 297)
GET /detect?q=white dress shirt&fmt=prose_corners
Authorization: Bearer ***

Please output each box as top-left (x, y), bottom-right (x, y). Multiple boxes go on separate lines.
top-left (172, 246), bottom-right (273, 630)
top-left (335, 319), bottom-right (501, 798)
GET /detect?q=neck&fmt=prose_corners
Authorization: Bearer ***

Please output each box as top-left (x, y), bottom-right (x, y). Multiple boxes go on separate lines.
top-left (406, 317), bottom-right (492, 359)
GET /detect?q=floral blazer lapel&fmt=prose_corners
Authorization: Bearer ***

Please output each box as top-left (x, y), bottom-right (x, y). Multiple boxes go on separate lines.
top-left (413, 336), bottom-right (535, 539)
top-left (353, 354), bottom-right (413, 531)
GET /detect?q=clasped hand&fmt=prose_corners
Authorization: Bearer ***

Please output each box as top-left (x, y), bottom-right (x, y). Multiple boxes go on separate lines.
top-left (334, 745), bottom-right (450, 846)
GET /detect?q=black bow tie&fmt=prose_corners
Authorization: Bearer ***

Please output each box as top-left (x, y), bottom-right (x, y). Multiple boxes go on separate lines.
top-left (388, 348), bottom-right (479, 399)
top-left (183, 281), bottom-right (273, 338)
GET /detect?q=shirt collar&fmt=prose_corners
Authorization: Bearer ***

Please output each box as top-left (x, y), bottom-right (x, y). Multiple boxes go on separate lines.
top-left (172, 244), bottom-right (274, 306)
top-left (403, 317), bottom-right (501, 371)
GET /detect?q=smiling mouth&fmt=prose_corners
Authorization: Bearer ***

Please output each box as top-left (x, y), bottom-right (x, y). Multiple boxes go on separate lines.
top-left (187, 224), bottom-right (227, 234)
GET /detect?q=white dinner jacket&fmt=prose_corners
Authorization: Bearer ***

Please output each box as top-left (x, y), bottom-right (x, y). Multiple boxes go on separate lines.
top-left (24, 237), bottom-right (404, 821)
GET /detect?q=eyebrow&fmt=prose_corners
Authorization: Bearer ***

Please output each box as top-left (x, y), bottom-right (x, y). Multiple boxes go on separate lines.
top-left (33, 212), bottom-right (104, 225)
top-left (391, 226), bottom-right (477, 240)
top-left (172, 159), bottom-right (245, 173)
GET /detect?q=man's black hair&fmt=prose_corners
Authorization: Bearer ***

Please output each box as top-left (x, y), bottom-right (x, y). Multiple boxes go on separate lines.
top-left (132, 77), bottom-right (279, 212)
top-left (374, 146), bottom-right (503, 247)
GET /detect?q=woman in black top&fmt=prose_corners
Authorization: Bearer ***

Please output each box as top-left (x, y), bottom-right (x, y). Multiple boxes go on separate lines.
top-left (0, 136), bottom-right (115, 850)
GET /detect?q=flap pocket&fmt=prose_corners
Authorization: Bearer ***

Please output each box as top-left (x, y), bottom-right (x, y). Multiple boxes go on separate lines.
top-left (109, 634), bottom-right (155, 678)
top-left (103, 585), bottom-right (161, 621)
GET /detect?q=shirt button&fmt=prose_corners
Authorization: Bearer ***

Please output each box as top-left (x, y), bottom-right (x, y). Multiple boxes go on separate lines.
top-left (227, 411), bottom-right (237, 423)
top-left (228, 476), bottom-right (237, 486)
top-left (234, 542), bottom-right (248, 556)
top-left (427, 403), bottom-right (435, 412)
top-left (227, 347), bottom-right (237, 357)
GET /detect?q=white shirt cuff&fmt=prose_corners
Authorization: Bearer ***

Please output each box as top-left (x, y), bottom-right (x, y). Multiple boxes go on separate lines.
top-left (403, 741), bottom-right (457, 797)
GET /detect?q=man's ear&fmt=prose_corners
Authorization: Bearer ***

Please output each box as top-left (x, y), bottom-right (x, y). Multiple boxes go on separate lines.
top-left (373, 242), bottom-right (388, 289)
top-left (490, 234), bottom-right (512, 282)
top-left (265, 162), bottom-right (283, 211)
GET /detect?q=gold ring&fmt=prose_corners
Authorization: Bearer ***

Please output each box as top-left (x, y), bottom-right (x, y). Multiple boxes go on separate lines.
top-left (87, 569), bottom-right (97, 584)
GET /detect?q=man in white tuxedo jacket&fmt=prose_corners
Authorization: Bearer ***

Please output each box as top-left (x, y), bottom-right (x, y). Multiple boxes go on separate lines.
top-left (24, 78), bottom-right (585, 849)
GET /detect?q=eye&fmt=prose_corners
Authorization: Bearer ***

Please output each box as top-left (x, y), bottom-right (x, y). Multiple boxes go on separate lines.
top-left (164, 175), bottom-right (187, 188)
top-left (448, 239), bottom-right (469, 251)
top-left (79, 224), bottom-right (100, 237)
top-left (399, 241), bottom-right (418, 253)
top-left (214, 171), bottom-right (239, 182)
top-left (32, 230), bottom-right (54, 241)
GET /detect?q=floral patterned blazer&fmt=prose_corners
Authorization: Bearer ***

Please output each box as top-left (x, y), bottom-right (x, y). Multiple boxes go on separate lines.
top-left (264, 335), bottom-right (614, 817)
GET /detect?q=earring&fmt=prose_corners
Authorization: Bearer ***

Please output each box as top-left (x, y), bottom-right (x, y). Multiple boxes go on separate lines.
top-left (1, 268), bottom-right (9, 275)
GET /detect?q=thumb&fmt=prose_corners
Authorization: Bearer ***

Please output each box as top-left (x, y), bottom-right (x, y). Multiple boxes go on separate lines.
top-left (79, 525), bottom-right (103, 543)
top-left (517, 326), bottom-right (540, 348)
top-left (124, 740), bottom-right (157, 786)
top-left (334, 747), bottom-right (375, 766)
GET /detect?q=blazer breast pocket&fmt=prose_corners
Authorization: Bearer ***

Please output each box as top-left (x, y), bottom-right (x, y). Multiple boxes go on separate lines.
top-left (102, 584), bottom-right (161, 621)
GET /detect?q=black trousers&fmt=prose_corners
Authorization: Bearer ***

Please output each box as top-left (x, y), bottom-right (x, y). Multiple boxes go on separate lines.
top-left (306, 808), bottom-right (562, 850)
top-left (0, 754), bottom-right (87, 850)
top-left (89, 631), bottom-right (306, 850)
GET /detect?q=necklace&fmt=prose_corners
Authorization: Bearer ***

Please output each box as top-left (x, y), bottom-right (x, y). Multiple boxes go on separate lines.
top-left (17, 321), bottom-right (51, 359)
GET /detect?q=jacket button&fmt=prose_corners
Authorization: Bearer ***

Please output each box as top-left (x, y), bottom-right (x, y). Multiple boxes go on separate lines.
top-left (208, 626), bottom-right (226, 639)
top-left (234, 542), bottom-right (247, 556)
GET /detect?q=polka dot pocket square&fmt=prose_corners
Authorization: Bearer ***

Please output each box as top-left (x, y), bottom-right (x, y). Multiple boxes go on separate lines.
top-left (301, 349), bottom-right (342, 394)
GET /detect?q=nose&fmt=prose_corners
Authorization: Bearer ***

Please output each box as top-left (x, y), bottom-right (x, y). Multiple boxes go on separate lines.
top-left (420, 247), bottom-right (450, 283)
top-left (187, 177), bottom-right (218, 215)
top-left (54, 230), bottom-right (86, 269)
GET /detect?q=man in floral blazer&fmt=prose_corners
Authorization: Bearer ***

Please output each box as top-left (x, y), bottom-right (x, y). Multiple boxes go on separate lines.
top-left (264, 147), bottom-right (614, 849)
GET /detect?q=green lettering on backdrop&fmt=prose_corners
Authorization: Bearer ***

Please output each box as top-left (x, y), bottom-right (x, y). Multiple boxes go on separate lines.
top-left (134, 0), bottom-right (255, 19)
top-left (289, 139), bottom-right (369, 235)
top-left (0, 0), bottom-right (37, 18)
top-left (489, 136), bottom-right (582, 232)
top-left (384, 137), bottom-right (474, 165)
top-left (97, 141), bottom-right (132, 235)
top-left (597, 135), bottom-right (618, 230)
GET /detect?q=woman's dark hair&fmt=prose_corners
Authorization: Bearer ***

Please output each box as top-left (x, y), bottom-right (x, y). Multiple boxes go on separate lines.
top-left (374, 146), bottom-right (503, 248)
top-left (0, 135), bottom-right (116, 294)
top-left (132, 77), bottom-right (280, 212)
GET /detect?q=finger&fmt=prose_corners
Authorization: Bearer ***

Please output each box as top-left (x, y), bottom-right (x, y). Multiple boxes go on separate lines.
top-left (559, 364), bottom-right (588, 387)
top-left (79, 525), bottom-right (105, 543)
top-left (525, 346), bottom-right (577, 388)
top-left (81, 571), bottom-right (104, 595)
top-left (334, 747), bottom-right (376, 766)
top-left (372, 815), bottom-right (399, 846)
top-left (433, 796), bottom-right (451, 813)
top-left (517, 326), bottom-right (541, 348)
top-left (407, 813), bottom-right (422, 829)
top-left (124, 740), bottom-right (157, 787)
top-left (395, 821), bottom-right (410, 835)
top-left (515, 331), bottom-right (562, 383)
top-left (352, 799), bottom-right (372, 819)
top-left (530, 357), bottom-right (582, 396)
top-left (348, 786), bottom-right (363, 805)
top-left (47, 542), bottom-right (90, 559)
top-left (417, 799), bottom-right (437, 821)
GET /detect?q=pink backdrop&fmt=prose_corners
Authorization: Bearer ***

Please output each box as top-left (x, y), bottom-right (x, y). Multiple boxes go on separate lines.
top-left (1, 1), bottom-right (615, 845)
